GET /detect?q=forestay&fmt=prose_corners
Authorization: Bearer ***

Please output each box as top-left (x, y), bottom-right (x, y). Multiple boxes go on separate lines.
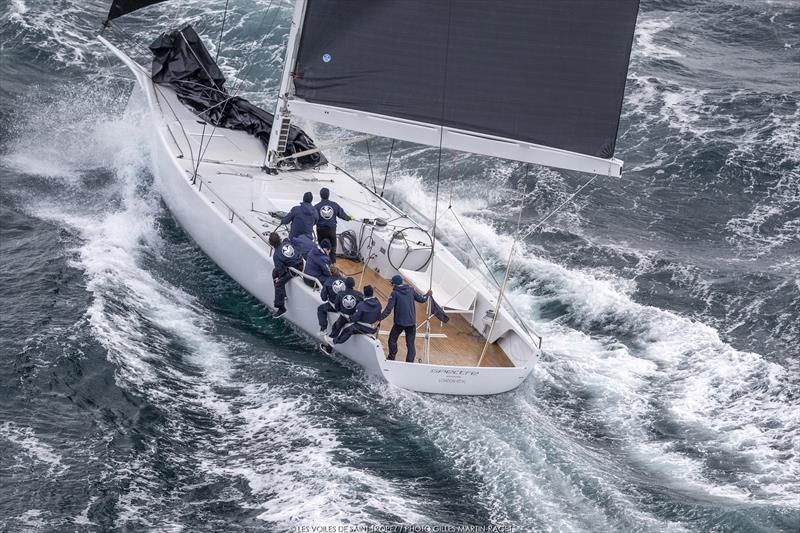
top-left (290, 0), bottom-right (640, 176)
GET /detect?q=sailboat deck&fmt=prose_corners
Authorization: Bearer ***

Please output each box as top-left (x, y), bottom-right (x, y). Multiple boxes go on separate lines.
top-left (336, 259), bottom-right (513, 368)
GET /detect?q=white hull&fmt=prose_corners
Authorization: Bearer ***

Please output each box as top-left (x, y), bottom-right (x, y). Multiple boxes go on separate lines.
top-left (102, 37), bottom-right (537, 395)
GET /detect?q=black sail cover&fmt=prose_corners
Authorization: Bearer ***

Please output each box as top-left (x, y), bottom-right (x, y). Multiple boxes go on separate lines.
top-left (106, 0), bottom-right (168, 21)
top-left (294, 0), bottom-right (640, 159)
top-left (150, 26), bottom-right (325, 169)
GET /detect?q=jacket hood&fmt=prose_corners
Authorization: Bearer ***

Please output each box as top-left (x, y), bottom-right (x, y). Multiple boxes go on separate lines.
top-left (393, 284), bottom-right (414, 296)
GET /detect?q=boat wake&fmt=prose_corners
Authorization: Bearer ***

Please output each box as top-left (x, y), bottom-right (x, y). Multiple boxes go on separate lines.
top-left (2, 0), bottom-right (798, 530)
top-left (380, 172), bottom-right (800, 522)
top-left (2, 85), bottom-right (435, 529)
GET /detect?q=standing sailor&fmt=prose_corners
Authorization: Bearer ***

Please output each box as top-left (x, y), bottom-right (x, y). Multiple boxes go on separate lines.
top-left (317, 266), bottom-right (346, 335)
top-left (380, 275), bottom-right (431, 362)
top-left (314, 187), bottom-right (351, 263)
top-left (330, 285), bottom-right (382, 348)
top-left (268, 232), bottom-right (303, 318)
top-left (281, 191), bottom-right (318, 239)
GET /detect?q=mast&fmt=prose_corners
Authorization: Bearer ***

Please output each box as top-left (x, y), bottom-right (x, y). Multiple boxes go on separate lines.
top-left (266, 0), bottom-right (309, 168)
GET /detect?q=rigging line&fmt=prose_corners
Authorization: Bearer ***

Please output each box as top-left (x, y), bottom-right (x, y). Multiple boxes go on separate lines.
top-left (416, 275), bottom-right (481, 329)
top-left (448, 209), bottom-right (502, 291)
top-left (104, 24), bottom-right (201, 173)
top-left (425, 0), bottom-right (454, 363)
top-left (358, 224), bottom-right (378, 289)
top-left (179, 30), bottom-right (224, 92)
top-left (446, 207), bottom-right (539, 345)
top-left (380, 139), bottom-right (395, 197)
top-left (448, 154), bottom-right (456, 208)
top-left (195, 0), bottom-right (282, 165)
top-left (215, 0), bottom-right (231, 63)
top-left (187, 0), bottom-right (283, 174)
top-left (477, 163), bottom-right (529, 366)
top-left (520, 172), bottom-right (600, 240)
top-left (193, 121), bottom-right (208, 183)
top-left (224, 0), bottom-right (282, 105)
top-left (365, 138), bottom-right (377, 193)
top-left (105, 22), bottom-right (160, 61)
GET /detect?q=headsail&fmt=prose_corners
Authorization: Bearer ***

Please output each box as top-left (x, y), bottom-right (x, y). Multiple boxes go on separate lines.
top-left (150, 26), bottom-right (326, 169)
top-left (106, 0), bottom-right (169, 22)
top-left (286, 0), bottom-right (640, 176)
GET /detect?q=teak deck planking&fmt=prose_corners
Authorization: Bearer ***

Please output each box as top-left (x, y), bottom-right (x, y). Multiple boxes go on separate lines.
top-left (336, 259), bottom-right (514, 368)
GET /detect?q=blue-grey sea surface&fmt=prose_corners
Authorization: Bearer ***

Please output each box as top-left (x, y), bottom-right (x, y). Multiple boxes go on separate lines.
top-left (1, 1), bottom-right (798, 531)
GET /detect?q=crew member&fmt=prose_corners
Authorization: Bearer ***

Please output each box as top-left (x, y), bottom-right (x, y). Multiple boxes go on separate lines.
top-left (330, 285), bottom-right (382, 348)
top-left (314, 187), bottom-right (351, 263)
top-left (380, 275), bottom-right (431, 362)
top-left (269, 232), bottom-right (303, 318)
top-left (290, 233), bottom-right (315, 259)
top-left (329, 277), bottom-right (363, 339)
top-left (317, 266), bottom-right (346, 335)
top-left (303, 238), bottom-right (333, 287)
top-left (281, 191), bottom-right (318, 239)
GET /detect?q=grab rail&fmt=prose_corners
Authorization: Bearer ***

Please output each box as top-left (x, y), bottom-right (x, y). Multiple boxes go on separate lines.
top-left (288, 267), bottom-right (323, 290)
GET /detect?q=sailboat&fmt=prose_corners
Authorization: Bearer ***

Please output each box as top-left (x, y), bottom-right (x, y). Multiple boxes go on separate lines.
top-left (98, 0), bottom-right (640, 395)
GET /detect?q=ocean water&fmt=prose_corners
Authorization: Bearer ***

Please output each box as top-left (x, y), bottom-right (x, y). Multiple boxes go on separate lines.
top-left (1, 1), bottom-right (798, 531)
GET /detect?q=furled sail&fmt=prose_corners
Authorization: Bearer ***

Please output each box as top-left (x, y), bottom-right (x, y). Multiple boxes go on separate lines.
top-left (150, 26), bottom-right (326, 169)
top-left (290, 0), bottom-right (640, 175)
top-left (106, 0), bottom-right (169, 21)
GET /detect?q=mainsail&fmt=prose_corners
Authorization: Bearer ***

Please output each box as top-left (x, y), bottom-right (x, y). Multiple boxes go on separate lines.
top-left (284, 0), bottom-right (640, 176)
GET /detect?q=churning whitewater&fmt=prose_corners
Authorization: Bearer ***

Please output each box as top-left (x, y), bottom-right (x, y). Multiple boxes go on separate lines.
top-left (1, 0), bottom-right (798, 532)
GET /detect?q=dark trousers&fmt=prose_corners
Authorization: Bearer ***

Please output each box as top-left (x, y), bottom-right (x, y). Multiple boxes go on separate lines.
top-left (330, 315), bottom-right (349, 338)
top-left (272, 268), bottom-right (294, 309)
top-left (317, 302), bottom-right (335, 329)
top-left (388, 324), bottom-right (417, 362)
top-left (316, 226), bottom-right (337, 263)
top-left (333, 323), bottom-right (377, 345)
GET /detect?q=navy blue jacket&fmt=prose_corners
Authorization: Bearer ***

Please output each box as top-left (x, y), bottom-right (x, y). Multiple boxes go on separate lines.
top-left (304, 246), bottom-right (332, 282)
top-left (349, 297), bottom-right (382, 325)
top-left (380, 284), bottom-right (428, 326)
top-left (291, 234), bottom-right (315, 259)
top-left (273, 238), bottom-right (303, 275)
top-left (282, 202), bottom-right (318, 239)
top-left (335, 288), bottom-right (363, 316)
top-left (314, 199), bottom-right (350, 229)
top-left (320, 275), bottom-right (347, 303)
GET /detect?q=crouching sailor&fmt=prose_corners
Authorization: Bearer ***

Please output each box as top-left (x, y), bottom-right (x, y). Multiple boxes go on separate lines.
top-left (290, 232), bottom-right (315, 259)
top-left (329, 277), bottom-right (363, 339)
top-left (303, 238), bottom-right (333, 288)
top-left (269, 232), bottom-right (303, 318)
top-left (325, 285), bottom-right (381, 352)
top-left (317, 266), bottom-right (346, 336)
top-left (380, 275), bottom-right (431, 362)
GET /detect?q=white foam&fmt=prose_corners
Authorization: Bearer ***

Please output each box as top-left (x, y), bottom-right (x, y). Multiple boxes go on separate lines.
top-left (382, 165), bottom-right (800, 509)
top-left (0, 422), bottom-right (67, 476)
top-left (635, 18), bottom-right (684, 60)
top-left (203, 383), bottom-right (430, 526)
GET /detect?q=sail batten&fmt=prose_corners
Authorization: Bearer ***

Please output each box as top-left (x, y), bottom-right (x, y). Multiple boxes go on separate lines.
top-left (292, 0), bottom-right (640, 167)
